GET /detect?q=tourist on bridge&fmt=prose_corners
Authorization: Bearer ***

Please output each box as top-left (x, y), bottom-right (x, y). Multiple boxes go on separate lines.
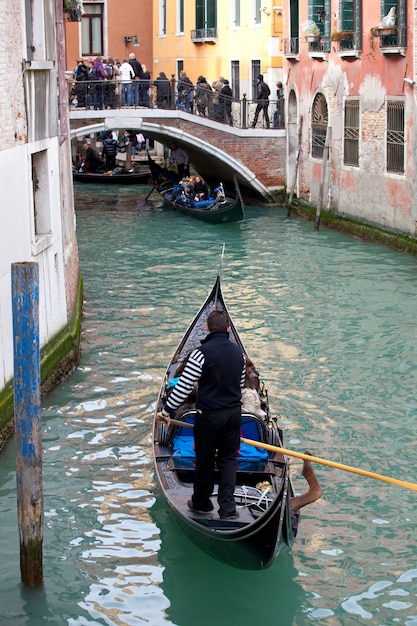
top-left (119, 59), bottom-right (134, 106)
top-left (140, 64), bottom-right (151, 107)
top-left (129, 52), bottom-right (143, 106)
top-left (251, 74), bottom-right (271, 129)
top-left (155, 72), bottom-right (170, 109)
top-left (176, 70), bottom-right (194, 113)
top-left (274, 81), bottom-right (285, 129)
top-left (195, 76), bottom-right (211, 117)
top-left (220, 79), bottom-right (233, 126)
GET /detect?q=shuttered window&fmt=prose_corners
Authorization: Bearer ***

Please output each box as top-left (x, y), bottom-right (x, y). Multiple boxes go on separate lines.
top-left (196, 0), bottom-right (217, 29)
top-left (386, 100), bottom-right (405, 174)
top-left (344, 100), bottom-right (360, 166)
top-left (381, 0), bottom-right (406, 46)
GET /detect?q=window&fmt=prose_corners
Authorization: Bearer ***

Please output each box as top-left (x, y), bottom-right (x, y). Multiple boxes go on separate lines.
top-left (159, 0), bottom-right (167, 36)
top-left (339, 0), bottom-right (361, 50)
top-left (32, 151), bottom-right (51, 237)
top-left (196, 0), bottom-right (217, 29)
top-left (177, 0), bottom-right (184, 34)
top-left (380, 0), bottom-right (406, 47)
top-left (231, 0), bottom-right (240, 27)
top-left (251, 0), bottom-right (261, 25)
top-left (251, 60), bottom-right (261, 99)
top-left (386, 100), bottom-right (405, 174)
top-left (311, 93), bottom-right (328, 158)
top-left (231, 61), bottom-right (240, 99)
top-left (81, 3), bottom-right (103, 56)
top-left (308, 0), bottom-right (330, 51)
top-left (344, 100), bottom-right (360, 166)
top-left (288, 0), bottom-right (300, 54)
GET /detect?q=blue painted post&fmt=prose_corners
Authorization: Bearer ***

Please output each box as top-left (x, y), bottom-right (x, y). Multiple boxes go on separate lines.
top-left (11, 262), bottom-right (43, 587)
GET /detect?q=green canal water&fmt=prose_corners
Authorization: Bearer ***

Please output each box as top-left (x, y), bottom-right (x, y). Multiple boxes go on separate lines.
top-left (1, 184), bottom-right (417, 625)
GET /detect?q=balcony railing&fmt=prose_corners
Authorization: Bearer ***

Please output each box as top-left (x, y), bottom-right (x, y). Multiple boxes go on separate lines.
top-left (190, 28), bottom-right (217, 43)
top-left (283, 37), bottom-right (299, 55)
top-left (67, 78), bottom-right (285, 131)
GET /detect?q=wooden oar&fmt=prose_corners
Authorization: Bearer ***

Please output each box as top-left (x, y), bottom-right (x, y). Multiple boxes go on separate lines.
top-left (145, 186), bottom-right (156, 201)
top-left (166, 418), bottom-right (417, 493)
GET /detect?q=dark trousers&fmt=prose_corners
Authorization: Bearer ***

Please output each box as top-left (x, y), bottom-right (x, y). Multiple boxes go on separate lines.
top-left (192, 406), bottom-right (241, 516)
top-left (253, 102), bottom-right (270, 128)
top-left (177, 163), bottom-right (189, 179)
top-left (105, 154), bottom-right (116, 170)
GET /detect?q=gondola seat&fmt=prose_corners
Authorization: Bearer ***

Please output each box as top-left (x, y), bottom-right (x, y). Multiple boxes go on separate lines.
top-left (170, 410), bottom-right (268, 462)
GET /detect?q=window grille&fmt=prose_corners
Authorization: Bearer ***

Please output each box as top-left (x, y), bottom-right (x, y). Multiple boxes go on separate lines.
top-left (344, 100), bottom-right (359, 166)
top-left (386, 100), bottom-right (405, 174)
top-left (311, 93), bottom-right (328, 158)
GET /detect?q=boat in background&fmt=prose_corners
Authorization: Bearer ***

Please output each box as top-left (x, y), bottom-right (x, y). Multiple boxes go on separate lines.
top-left (153, 272), bottom-right (321, 570)
top-left (147, 155), bottom-right (245, 223)
top-left (73, 165), bottom-right (150, 185)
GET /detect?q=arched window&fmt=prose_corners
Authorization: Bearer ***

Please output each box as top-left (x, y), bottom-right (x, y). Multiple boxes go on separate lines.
top-left (311, 93), bottom-right (328, 158)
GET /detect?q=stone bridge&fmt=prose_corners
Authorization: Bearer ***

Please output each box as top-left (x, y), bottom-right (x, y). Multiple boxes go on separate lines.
top-left (69, 108), bottom-right (286, 202)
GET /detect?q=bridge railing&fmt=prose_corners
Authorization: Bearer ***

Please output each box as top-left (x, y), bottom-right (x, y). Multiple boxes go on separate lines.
top-left (67, 77), bottom-right (285, 130)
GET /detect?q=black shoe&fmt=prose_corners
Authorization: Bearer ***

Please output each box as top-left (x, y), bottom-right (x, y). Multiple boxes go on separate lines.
top-left (187, 499), bottom-right (213, 514)
top-left (219, 510), bottom-right (239, 520)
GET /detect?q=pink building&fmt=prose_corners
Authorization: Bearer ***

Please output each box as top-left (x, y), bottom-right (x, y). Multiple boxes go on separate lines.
top-left (283, 0), bottom-right (415, 235)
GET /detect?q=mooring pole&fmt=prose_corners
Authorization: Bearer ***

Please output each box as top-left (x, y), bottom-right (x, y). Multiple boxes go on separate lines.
top-left (11, 262), bottom-right (44, 587)
top-left (287, 117), bottom-right (303, 216)
top-left (314, 126), bottom-right (332, 231)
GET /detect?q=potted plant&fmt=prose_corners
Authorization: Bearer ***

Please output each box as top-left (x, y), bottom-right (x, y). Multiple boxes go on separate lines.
top-left (331, 30), bottom-right (353, 42)
top-left (302, 20), bottom-right (321, 42)
top-left (63, 0), bottom-right (84, 21)
top-left (373, 7), bottom-right (396, 36)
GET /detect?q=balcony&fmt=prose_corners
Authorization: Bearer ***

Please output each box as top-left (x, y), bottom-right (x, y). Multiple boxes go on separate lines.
top-left (190, 28), bottom-right (217, 44)
top-left (283, 37), bottom-right (299, 58)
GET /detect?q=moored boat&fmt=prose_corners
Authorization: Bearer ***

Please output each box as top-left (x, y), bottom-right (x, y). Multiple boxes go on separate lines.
top-left (147, 155), bottom-right (245, 223)
top-left (73, 167), bottom-right (150, 184)
top-left (153, 272), bottom-right (320, 570)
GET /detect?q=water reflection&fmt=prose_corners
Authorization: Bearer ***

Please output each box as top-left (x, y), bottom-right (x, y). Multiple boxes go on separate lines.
top-left (1, 186), bottom-right (417, 624)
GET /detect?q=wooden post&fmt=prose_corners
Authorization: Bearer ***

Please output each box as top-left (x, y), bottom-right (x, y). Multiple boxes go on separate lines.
top-left (287, 117), bottom-right (303, 216)
top-left (125, 141), bottom-right (132, 170)
top-left (11, 262), bottom-right (44, 587)
top-left (314, 126), bottom-right (332, 231)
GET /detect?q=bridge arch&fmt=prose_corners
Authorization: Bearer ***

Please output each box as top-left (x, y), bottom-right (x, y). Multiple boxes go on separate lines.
top-left (70, 110), bottom-right (285, 201)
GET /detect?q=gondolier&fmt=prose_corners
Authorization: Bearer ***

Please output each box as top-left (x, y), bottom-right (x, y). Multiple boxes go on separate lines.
top-left (168, 142), bottom-right (189, 178)
top-left (158, 309), bottom-right (246, 520)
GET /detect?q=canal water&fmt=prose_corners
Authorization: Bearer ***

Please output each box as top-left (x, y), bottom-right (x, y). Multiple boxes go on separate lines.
top-left (1, 183), bottom-right (417, 625)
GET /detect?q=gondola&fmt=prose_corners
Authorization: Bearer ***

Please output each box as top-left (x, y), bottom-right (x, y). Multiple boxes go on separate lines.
top-left (147, 155), bottom-right (245, 224)
top-left (153, 272), bottom-right (320, 570)
top-left (73, 167), bottom-right (150, 184)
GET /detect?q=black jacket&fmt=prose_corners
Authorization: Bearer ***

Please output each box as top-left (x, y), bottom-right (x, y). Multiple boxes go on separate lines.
top-left (102, 138), bottom-right (118, 156)
top-left (129, 58), bottom-right (143, 79)
top-left (196, 331), bottom-right (245, 410)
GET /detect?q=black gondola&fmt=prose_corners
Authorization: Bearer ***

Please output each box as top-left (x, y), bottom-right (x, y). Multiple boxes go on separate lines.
top-left (153, 272), bottom-right (320, 570)
top-left (147, 155), bottom-right (245, 223)
top-left (73, 167), bottom-right (150, 184)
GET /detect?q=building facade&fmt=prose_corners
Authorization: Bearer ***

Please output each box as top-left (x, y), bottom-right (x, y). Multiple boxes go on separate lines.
top-left (152, 0), bottom-right (284, 97)
top-left (65, 0), bottom-right (153, 76)
top-left (0, 0), bottom-right (81, 440)
top-left (282, 0), bottom-right (416, 235)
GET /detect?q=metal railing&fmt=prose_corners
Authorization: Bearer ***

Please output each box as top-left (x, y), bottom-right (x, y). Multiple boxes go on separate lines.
top-left (190, 28), bottom-right (218, 42)
top-left (67, 77), bottom-right (285, 130)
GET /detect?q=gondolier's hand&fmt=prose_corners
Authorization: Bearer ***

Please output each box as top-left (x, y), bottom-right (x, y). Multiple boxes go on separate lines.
top-left (157, 407), bottom-right (171, 426)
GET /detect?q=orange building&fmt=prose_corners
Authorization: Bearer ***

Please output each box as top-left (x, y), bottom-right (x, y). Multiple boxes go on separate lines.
top-left (65, 0), bottom-right (152, 75)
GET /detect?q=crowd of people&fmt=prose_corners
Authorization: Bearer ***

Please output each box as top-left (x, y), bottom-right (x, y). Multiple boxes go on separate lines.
top-left (74, 128), bottom-right (153, 173)
top-left (71, 59), bottom-right (285, 128)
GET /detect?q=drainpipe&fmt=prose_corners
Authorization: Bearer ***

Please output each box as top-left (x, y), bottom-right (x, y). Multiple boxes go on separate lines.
top-left (55, 0), bottom-right (68, 145)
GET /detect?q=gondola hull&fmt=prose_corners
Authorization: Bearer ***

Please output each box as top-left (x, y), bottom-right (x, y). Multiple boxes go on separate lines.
top-left (153, 275), bottom-right (298, 570)
top-left (147, 155), bottom-right (245, 223)
top-left (73, 170), bottom-right (150, 184)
